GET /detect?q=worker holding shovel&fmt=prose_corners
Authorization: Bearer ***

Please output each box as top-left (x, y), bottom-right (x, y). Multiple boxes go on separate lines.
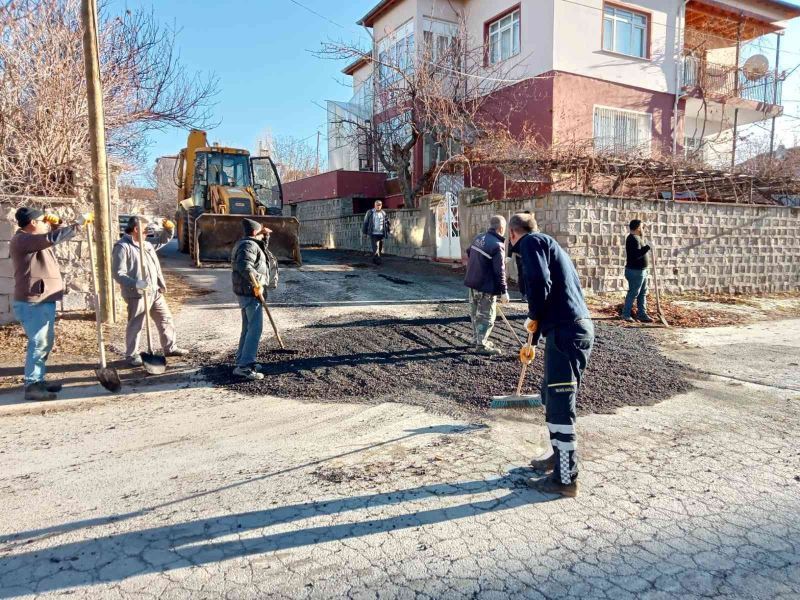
top-left (231, 219), bottom-right (278, 381)
top-left (112, 216), bottom-right (188, 367)
top-left (508, 212), bottom-right (594, 498)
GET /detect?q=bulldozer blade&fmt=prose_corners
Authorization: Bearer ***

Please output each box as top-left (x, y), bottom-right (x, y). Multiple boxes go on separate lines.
top-left (194, 214), bottom-right (301, 265)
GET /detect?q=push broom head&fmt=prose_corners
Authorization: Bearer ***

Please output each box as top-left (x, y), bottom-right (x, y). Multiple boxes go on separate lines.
top-left (489, 394), bottom-right (542, 409)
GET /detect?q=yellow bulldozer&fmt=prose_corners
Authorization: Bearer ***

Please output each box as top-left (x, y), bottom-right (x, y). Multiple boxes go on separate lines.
top-left (174, 129), bottom-right (301, 266)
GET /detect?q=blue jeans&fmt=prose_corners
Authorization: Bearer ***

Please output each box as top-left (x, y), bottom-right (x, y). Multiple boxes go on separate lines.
top-left (236, 296), bottom-right (263, 367)
top-left (12, 301), bottom-right (56, 385)
top-left (623, 267), bottom-right (649, 319)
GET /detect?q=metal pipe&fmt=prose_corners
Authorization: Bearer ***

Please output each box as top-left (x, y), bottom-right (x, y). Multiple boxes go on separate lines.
top-left (770, 32), bottom-right (782, 157)
top-left (672, 0), bottom-right (690, 156)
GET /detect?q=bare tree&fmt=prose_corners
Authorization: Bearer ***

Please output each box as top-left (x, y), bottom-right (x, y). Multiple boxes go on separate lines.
top-left (258, 132), bottom-right (322, 183)
top-left (321, 13), bottom-right (527, 206)
top-left (0, 0), bottom-right (218, 196)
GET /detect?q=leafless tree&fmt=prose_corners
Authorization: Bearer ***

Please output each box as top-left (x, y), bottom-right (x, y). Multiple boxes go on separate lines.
top-left (258, 132), bottom-right (322, 183)
top-left (320, 13), bottom-right (529, 206)
top-left (0, 0), bottom-right (218, 196)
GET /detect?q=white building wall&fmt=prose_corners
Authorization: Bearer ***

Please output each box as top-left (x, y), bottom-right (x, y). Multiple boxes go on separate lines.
top-left (553, 0), bottom-right (680, 94)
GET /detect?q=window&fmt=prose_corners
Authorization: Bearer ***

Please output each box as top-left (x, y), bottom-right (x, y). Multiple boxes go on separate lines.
top-left (684, 136), bottom-right (702, 158)
top-left (602, 4), bottom-right (647, 58)
top-left (488, 8), bottom-right (520, 65)
top-left (377, 20), bottom-right (415, 87)
top-left (593, 106), bottom-right (651, 156)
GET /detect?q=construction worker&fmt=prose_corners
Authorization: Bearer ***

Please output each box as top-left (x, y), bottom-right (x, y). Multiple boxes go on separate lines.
top-left (508, 212), bottom-right (594, 498)
top-left (231, 219), bottom-right (273, 381)
top-left (112, 216), bottom-right (188, 366)
top-left (362, 200), bottom-right (390, 265)
top-left (10, 208), bottom-right (92, 400)
top-left (622, 219), bottom-right (653, 323)
top-left (464, 215), bottom-right (510, 355)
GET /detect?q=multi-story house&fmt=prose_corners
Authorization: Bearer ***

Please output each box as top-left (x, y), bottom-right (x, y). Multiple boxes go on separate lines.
top-left (326, 0), bottom-right (799, 204)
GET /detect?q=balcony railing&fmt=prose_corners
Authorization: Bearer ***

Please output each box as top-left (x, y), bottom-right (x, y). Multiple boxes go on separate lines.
top-left (683, 55), bottom-right (783, 106)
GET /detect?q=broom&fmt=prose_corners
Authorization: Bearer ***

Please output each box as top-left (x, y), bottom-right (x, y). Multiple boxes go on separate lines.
top-left (489, 329), bottom-right (542, 409)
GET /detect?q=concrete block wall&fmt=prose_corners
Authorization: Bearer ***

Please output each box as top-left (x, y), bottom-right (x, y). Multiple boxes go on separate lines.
top-left (559, 193), bottom-right (800, 294)
top-left (0, 197), bottom-right (94, 324)
top-left (284, 197), bottom-right (354, 221)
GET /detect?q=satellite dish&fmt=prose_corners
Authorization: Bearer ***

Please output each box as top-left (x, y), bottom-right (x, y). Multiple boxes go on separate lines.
top-left (743, 54), bottom-right (770, 81)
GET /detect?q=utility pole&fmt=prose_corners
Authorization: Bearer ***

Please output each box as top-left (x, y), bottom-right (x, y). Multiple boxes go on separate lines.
top-left (81, 0), bottom-right (114, 323)
top-left (769, 32), bottom-right (782, 158)
top-left (315, 130), bottom-right (321, 175)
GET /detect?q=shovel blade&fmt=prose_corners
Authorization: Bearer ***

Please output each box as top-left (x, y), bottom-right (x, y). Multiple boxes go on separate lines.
top-left (141, 353), bottom-right (167, 375)
top-left (95, 367), bottom-right (122, 393)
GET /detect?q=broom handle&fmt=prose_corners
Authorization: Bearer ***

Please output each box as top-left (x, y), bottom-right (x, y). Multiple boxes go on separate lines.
top-left (497, 304), bottom-right (523, 346)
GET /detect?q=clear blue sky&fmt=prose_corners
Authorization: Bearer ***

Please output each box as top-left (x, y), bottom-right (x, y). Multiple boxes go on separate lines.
top-left (109, 0), bottom-right (376, 175)
top-left (110, 0), bottom-right (800, 177)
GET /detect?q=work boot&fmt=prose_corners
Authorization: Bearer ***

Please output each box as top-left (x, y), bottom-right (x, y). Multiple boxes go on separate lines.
top-left (476, 345), bottom-right (502, 356)
top-left (166, 347), bottom-right (189, 357)
top-left (127, 355), bottom-right (143, 367)
top-left (637, 315), bottom-right (653, 323)
top-left (43, 381), bottom-right (63, 393)
top-left (233, 366), bottom-right (264, 381)
top-left (621, 315), bottom-right (634, 323)
top-left (251, 363), bottom-right (263, 372)
top-left (527, 476), bottom-right (579, 498)
top-left (24, 383), bottom-right (57, 402)
top-left (529, 453), bottom-right (555, 473)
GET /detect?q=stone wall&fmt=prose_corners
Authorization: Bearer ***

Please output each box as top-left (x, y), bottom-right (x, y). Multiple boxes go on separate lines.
top-left (0, 196), bottom-right (95, 324)
top-left (297, 196), bottom-right (438, 260)
top-left (283, 197), bottom-right (354, 221)
top-left (458, 191), bottom-right (800, 294)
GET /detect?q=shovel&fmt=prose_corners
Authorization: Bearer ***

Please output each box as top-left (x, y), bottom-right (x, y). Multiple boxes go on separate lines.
top-left (136, 222), bottom-right (167, 374)
top-left (249, 271), bottom-right (285, 350)
top-left (86, 224), bottom-right (121, 393)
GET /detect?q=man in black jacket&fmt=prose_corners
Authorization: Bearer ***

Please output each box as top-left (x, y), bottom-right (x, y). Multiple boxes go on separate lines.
top-left (622, 219), bottom-right (652, 323)
top-left (464, 215), bottom-right (510, 356)
top-left (230, 219), bottom-right (272, 381)
top-left (509, 212), bottom-right (593, 498)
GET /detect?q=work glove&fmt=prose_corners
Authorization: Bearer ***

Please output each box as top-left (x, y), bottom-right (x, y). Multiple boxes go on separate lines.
top-left (524, 318), bottom-right (539, 334)
top-left (135, 279), bottom-right (149, 291)
top-left (76, 212), bottom-right (94, 226)
top-left (43, 214), bottom-right (61, 226)
top-left (499, 292), bottom-right (510, 304)
top-left (252, 282), bottom-right (263, 298)
top-left (162, 219), bottom-right (175, 231)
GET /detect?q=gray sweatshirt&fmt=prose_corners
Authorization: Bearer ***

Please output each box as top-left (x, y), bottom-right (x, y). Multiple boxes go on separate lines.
top-left (111, 229), bottom-right (173, 300)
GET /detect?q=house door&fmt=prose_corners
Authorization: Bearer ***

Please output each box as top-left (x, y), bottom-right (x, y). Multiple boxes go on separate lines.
top-left (435, 174), bottom-right (463, 260)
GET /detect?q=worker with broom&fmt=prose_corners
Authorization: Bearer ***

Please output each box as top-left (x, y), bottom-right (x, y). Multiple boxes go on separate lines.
top-left (230, 219), bottom-right (276, 381)
top-left (464, 215), bottom-right (510, 356)
top-left (112, 216), bottom-right (188, 367)
top-left (508, 212), bottom-right (594, 498)
top-left (10, 207), bottom-right (93, 400)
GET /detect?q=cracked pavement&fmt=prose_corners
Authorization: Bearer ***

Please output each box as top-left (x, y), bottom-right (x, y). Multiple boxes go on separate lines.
top-left (0, 248), bottom-right (798, 599)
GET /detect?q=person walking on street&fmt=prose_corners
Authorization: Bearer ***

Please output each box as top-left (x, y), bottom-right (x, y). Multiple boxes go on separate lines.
top-left (10, 207), bottom-right (92, 400)
top-left (622, 219), bottom-right (652, 323)
top-left (508, 212), bottom-right (594, 498)
top-left (464, 215), bottom-right (510, 356)
top-left (231, 219), bottom-right (275, 381)
top-left (112, 216), bottom-right (188, 367)
top-left (362, 200), bottom-right (390, 265)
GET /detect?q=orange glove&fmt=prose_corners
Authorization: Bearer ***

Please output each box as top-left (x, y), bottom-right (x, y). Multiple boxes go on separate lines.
top-left (252, 282), bottom-right (263, 298)
top-left (162, 219), bottom-right (175, 231)
top-left (43, 214), bottom-right (61, 226)
top-left (519, 344), bottom-right (536, 365)
top-left (523, 318), bottom-right (539, 334)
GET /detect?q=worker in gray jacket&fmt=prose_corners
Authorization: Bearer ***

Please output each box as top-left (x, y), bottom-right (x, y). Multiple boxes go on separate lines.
top-left (111, 216), bottom-right (188, 366)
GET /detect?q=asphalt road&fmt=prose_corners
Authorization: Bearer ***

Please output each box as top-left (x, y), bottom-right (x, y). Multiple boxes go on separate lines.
top-left (1, 247), bottom-right (798, 599)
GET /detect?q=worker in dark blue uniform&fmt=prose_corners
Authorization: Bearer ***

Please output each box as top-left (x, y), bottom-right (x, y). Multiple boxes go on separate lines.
top-left (508, 212), bottom-right (594, 498)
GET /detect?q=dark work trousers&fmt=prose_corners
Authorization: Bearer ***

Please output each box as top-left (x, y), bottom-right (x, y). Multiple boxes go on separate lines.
top-left (541, 318), bottom-right (594, 484)
top-left (515, 255), bottom-right (526, 299)
top-left (370, 234), bottom-right (385, 257)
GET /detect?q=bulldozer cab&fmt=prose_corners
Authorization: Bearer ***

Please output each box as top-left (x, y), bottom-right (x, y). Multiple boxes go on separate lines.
top-left (192, 151), bottom-right (253, 212)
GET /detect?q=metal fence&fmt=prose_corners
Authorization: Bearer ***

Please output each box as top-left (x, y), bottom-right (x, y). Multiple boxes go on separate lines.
top-left (683, 55), bottom-right (783, 105)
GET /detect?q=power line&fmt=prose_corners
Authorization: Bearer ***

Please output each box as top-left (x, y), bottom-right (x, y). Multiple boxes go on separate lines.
top-left (287, 0), bottom-right (346, 30)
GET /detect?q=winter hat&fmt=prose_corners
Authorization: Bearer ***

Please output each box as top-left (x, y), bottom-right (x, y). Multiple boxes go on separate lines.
top-left (15, 207), bottom-right (44, 228)
top-left (242, 218), bottom-right (262, 236)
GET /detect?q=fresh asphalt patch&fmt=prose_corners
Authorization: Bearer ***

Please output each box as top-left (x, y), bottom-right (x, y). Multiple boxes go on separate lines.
top-left (202, 304), bottom-right (692, 416)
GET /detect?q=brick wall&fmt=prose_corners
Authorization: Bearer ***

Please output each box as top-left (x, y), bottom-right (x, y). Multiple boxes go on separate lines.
top-left (458, 191), bottom-right (800, 294)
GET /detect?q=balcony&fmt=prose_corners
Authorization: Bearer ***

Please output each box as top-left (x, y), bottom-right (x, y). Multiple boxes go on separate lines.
top-left (682, 55), bottom-right (783, 106)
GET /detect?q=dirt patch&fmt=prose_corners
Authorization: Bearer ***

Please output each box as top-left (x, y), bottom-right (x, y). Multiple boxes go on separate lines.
top-left (202, 306), bottom-right (692, 417)
top-left (0, 270), bottom-right (210, 388)
top-left (589, 297), bottom-right (748, 328)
